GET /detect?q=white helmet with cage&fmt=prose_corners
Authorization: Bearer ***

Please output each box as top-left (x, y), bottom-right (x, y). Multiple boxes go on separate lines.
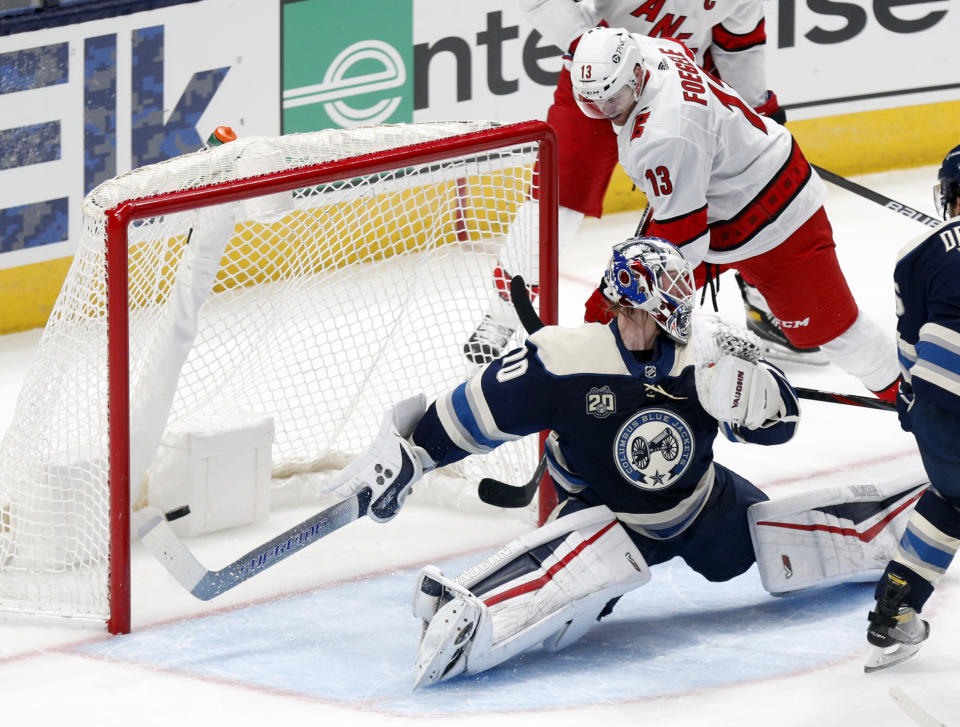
top-left (570, 27), bottom-right (645, 121)
top-left (603, 236), bottom-right (695, 343)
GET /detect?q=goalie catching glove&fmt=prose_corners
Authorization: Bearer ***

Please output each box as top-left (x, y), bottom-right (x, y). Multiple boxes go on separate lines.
top-left (693, 313), bottom-right (796, 430)
top-left (322, 394), bottom-right (432, 523)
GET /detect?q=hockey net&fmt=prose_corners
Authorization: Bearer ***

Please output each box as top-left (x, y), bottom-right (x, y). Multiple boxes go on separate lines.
top-left (0, 120), bottom-right (558, 632)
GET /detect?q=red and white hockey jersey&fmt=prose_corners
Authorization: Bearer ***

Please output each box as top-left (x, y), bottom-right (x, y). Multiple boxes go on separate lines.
top-left (617, 35), bottom-right (827, 268)
top-left (523, 0), bottom-right (770, 106)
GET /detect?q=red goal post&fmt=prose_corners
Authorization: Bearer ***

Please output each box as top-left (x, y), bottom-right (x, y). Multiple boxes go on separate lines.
top-left (0, 121), bottom-right (558, 634)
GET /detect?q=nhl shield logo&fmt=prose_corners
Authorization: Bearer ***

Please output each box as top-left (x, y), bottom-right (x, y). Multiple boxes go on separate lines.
top-left (586, 385), bottom-right (616, 419)
top-left (613, 408), bottom-right (693, 490)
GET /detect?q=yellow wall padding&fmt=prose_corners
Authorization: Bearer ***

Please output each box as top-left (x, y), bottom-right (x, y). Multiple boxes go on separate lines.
top-left (4, 173), bottom-right (527, 332)
top-left (0, 258), bottom-right (72, 335)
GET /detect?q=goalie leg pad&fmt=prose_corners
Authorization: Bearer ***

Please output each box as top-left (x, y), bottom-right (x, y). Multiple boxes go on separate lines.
top-left (749, 469), bottom-right (928, 594)
top-left (412, 505), bottom-right (651, 687)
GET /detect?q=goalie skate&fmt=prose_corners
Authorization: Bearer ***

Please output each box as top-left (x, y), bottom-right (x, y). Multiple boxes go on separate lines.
top-left (736, 274), bottom-right (829, 366)
top-left (413, 594), bottom-right (481, 689)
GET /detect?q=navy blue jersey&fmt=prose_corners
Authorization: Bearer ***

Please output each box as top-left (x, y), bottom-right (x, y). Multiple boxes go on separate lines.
top-left (413, 319), bottom-right (798, 540)
top-left (894, 217), bottom-right (960, 418)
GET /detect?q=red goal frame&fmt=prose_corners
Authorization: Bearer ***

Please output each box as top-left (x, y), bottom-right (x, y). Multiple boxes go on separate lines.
top-left (102, 121), bottom-right (559, 634)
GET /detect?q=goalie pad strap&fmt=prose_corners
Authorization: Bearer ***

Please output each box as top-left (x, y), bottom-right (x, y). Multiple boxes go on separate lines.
top-left (749, 469), bottom-right (928, 594)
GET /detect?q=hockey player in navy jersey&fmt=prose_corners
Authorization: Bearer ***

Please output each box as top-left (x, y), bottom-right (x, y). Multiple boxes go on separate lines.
top-left (864, 145), bottom-right (960, 673)
top-left (321, 236), bottom-right (924, 687)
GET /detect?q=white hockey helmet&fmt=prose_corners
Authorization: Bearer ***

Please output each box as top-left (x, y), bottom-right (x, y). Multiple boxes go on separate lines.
top-left (570, 27), bottom-right (645, 120)
top-left (603, 236), bottom-right (695, 343)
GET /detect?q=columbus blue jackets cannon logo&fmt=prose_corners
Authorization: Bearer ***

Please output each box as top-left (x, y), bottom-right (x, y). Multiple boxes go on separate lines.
top-left (613, 409), bottom-right (693, 490)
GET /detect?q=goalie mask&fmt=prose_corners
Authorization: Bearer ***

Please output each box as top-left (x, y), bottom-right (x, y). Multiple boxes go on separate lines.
top-left (604, 236), bottom-right (695, 343)
top-left (934, 143), bottom-right (960, 220)
top-left (571, 27), bottom-right (645, 121)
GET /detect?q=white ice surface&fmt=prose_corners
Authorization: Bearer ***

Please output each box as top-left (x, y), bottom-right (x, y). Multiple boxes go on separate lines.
top-left (1, 166), bottom-right (958, 726)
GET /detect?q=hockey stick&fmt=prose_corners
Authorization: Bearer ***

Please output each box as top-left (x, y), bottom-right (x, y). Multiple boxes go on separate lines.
top-left (511, 272), bottom-right (896, 415)
top-left (513, 269), bottom-right (896, 413)
top-left (510, 273), bottom-right (545, 335)
top-left (473, 275), bottom-right (549, 509)
top-left (889, 686), bottom-right (947, 727)
top-left (794, 387), bottom-right (895, 411)
top-left (812, 164), bottom-right (940, 228)
top-left (136, 489), bottom-right (372, 600)
top-left (477, 453), bottom-right (548, 508)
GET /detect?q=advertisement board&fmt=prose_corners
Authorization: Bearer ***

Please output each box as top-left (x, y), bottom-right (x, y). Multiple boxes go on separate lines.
top-left (767, 0), bottom-right (958, 118)
top-left (282, 0), bottom-right (559, 132)
top-left (282, 0), bottom-right (959, 129)
top-left (0, 0), bottom-right (280, 270)
top-left (0, 0), bottom-right (958, 330)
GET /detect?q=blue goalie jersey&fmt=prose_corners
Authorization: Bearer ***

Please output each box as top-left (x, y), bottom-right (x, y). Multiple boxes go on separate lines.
top-left (412, 319), bottom-right (797, 540)
top-left (894, 217), bottom-right (960, 418)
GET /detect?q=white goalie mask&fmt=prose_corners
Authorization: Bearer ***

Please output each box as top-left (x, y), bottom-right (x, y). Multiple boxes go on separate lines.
top-left (571, 27), bottom-right (645, 121)
top-left (603, 236), bottom-right (696, 343)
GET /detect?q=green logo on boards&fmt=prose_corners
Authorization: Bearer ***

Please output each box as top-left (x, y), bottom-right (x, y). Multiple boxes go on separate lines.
top-left (282, 0), bottom-right (413, 132)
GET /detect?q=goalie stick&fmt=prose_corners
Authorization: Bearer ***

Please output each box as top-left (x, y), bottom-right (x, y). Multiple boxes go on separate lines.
top-left (136, 489), bottom-right (372, 600)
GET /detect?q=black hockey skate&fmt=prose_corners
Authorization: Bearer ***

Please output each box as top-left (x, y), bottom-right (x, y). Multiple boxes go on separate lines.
top-left (736, 274), bottom-right (828, 366)
top-left (463, 314), bottom-right (515, 366)
top-left (864, 572), bottom-right (930, 673)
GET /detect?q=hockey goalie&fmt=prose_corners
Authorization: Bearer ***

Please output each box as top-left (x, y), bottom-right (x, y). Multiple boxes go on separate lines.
top-left (321, 236), bottom-right (925, 687)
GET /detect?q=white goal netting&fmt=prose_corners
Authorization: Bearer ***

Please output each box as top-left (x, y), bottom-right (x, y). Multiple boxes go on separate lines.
top-left (0, 121), bottom-right (554, 628)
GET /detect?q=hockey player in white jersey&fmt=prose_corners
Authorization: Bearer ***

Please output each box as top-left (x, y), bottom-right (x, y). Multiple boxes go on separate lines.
top-left (569, 26), bottom-right (900, 403)
top-left (323, 237), bottom-right (922, 687)
top-left (863, 145), bottom-right (960, 672)
top-left (464, 0), bottom-right (805, 365)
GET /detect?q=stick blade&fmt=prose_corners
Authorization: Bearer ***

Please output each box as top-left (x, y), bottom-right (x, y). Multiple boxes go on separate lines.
top-left (476, 455), bottom-right (548, 509)
top-left (889, 686), bottom-right (948, 727)
top-left (510, 275), bottom-right (544, 335)
top-left (477, 476), bottom-right (538, 508)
